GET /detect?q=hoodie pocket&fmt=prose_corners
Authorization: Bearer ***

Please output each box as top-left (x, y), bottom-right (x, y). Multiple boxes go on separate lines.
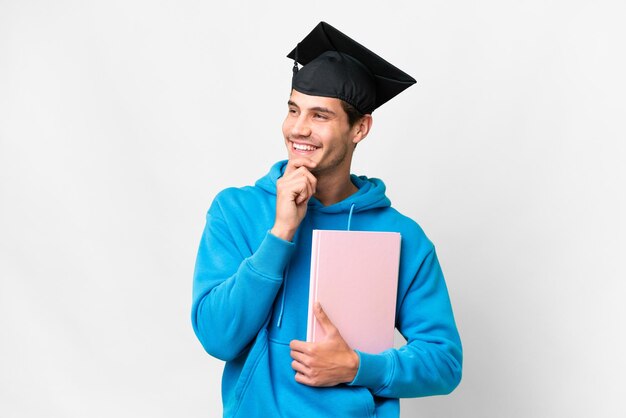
top-left (231, 328), bottom-right (282, 418)
top-left (234, 328), bottom-right (269, 402)
top-left (262, 340), bottom-right (377, 417)
top-left (284, 383), bottom-right (376, 417)
top-left (231, 334), bottom-right (376, 417)
top-left (346, 385), bottom-right (376, 417)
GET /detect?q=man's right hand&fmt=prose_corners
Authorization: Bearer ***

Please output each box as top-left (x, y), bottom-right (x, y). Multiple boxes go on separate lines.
top-left (270, 158), bottom-right (317, 242)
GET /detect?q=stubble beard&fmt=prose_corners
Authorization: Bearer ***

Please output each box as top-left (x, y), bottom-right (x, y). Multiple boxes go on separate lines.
top-left (309, 142), bottom-right (351, 178)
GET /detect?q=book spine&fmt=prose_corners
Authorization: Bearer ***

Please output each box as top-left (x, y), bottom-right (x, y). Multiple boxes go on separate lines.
top-left (306, 230), bottom-right (321, 342)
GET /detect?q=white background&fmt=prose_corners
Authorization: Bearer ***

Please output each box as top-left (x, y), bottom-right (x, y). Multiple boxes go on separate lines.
top-left (1, 1), bottom-right (625, 417)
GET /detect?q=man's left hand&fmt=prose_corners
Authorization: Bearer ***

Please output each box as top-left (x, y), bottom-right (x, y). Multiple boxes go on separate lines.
top-left (289, 302), bottom-right (359, 387)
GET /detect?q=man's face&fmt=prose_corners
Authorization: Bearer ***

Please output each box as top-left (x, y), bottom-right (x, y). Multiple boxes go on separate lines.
top-left (282, 90), bottom-right (357, 176)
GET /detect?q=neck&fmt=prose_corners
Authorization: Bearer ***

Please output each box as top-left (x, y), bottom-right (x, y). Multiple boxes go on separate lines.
top-left (313, 171), bottom-right (358, 206)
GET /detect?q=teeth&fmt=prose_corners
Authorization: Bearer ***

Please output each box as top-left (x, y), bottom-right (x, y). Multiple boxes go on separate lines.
top-left (293, 142), bottom-right (318, 151)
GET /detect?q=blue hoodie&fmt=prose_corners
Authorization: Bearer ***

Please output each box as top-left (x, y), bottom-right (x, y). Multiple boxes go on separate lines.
top-left (192, 161), bottom-right (462, 417)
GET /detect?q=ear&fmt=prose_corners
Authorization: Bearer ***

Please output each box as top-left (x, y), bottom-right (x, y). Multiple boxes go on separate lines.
top-left (352, 115), bottom-right (373, 145)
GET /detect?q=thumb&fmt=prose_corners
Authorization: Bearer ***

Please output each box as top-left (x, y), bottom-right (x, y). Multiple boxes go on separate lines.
top-left (314, 302), bottom-right (337, 334)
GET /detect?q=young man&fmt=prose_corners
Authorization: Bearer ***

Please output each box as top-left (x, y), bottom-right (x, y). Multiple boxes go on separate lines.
top-left (192, 22), bottom-right (462, 417)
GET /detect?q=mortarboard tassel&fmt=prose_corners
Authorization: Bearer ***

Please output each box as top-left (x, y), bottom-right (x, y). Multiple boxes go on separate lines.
top-left (292, 43), bottom-right (299, 75)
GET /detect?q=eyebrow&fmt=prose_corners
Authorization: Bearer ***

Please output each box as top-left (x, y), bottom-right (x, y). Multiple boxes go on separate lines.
top-left (288, 100), bottom-right (337, 116)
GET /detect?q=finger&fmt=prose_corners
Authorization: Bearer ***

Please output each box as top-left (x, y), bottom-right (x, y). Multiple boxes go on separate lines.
top-left (295, 167), bottom-right (317, 197)
top-left (286, 166), bottom-right (317, 187)
top-left (294, 371), bottom-right (314, 386)
top-left (314, 302), bottom-right (336, 333)
top-left (289, 339), bottom-right (311, 353)
top-left (291, 359), bottom-right (311, 375)
top-left (289, 349), bottom-right (310, 366)
top-left (294, 180), bottom-right (311, 205)
top-left (303, 174), bottom-right (315, 203)
top-left (285, 157), bottom-right (317, 175)
top-left (295, 371), bottom-right (326, 387)
top-left (296, 193), bottom-right (309, 205)
top-left (287, 170), bottom-right (315, 204)
top-left (280, 173), bottom-right (309, 203)
top-left (303, 170), bottom-right (317, 195)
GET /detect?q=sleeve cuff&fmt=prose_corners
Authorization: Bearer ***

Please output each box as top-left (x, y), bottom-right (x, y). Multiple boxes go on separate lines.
top-left (347, 350), bottom-right (392, 392)
top-left (246, 231), bottom-right (296, 279)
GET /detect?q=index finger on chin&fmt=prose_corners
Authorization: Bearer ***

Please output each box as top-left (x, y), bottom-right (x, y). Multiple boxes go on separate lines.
top-left (285, 157), bottom-right (317, 174)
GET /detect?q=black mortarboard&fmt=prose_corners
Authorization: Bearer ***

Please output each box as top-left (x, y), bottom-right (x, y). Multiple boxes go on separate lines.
top-left (287, 22), bottom-right (416, 114)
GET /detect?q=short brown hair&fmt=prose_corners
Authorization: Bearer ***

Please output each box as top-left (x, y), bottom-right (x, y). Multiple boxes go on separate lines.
top-left (341, 100), bottom-right (365, 127)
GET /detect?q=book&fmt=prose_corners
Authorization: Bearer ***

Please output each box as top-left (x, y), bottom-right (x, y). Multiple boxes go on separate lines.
top-left (306, 229), bottom-right (401, 354)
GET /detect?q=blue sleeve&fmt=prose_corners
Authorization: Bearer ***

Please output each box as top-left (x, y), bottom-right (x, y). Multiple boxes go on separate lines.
top-left (348, 247), bottom-right (463, 397)
top-left (191, 200), bottom-right (295, 361)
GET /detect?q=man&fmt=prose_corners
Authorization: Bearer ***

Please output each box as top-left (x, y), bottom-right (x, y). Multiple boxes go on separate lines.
top-left (192, 22), bottom-right (462, 417)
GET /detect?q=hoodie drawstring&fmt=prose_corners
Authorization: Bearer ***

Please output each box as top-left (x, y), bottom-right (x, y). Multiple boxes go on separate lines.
top-left (276, 262), bottom-right (290, 328)
top-left (277, 204), bottom-right (355, 328)
top-left (347, 203), bottom-right (355, 231)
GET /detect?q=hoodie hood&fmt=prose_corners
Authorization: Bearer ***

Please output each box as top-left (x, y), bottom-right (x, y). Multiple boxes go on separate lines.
top-left (255, 160), bottom-right (391, 213)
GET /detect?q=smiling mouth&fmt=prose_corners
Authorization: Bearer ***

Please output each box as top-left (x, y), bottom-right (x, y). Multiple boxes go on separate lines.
top-left (291, 141), bottom-right (320, 152)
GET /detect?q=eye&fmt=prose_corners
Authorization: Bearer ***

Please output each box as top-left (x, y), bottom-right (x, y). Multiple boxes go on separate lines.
top-left (314, 113), bottom-right (328, 120)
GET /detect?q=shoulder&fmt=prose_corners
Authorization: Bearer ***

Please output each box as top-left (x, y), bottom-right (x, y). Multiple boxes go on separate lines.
top-left (213, 185), bottom-right (263, 202)
top-left (208, 161), bottom-right (282, 213)
top-left (382, 206), bottom-right (435, 254)
top-left (208, 185), bottom-right (270, 216)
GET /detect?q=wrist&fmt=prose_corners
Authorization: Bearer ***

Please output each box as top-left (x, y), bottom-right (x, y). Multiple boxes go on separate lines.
top-left (346, 350), bottom-right (360, 383)
top-left (270, 224), bottom-right (297, 242)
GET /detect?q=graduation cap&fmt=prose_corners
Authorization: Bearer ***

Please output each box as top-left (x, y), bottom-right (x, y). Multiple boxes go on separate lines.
top-left (287, 22), bottom-right (416, 114)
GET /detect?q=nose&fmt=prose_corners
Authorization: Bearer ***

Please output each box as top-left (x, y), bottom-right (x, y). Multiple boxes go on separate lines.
top-left (290, 114), bottom-right (311, 138)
